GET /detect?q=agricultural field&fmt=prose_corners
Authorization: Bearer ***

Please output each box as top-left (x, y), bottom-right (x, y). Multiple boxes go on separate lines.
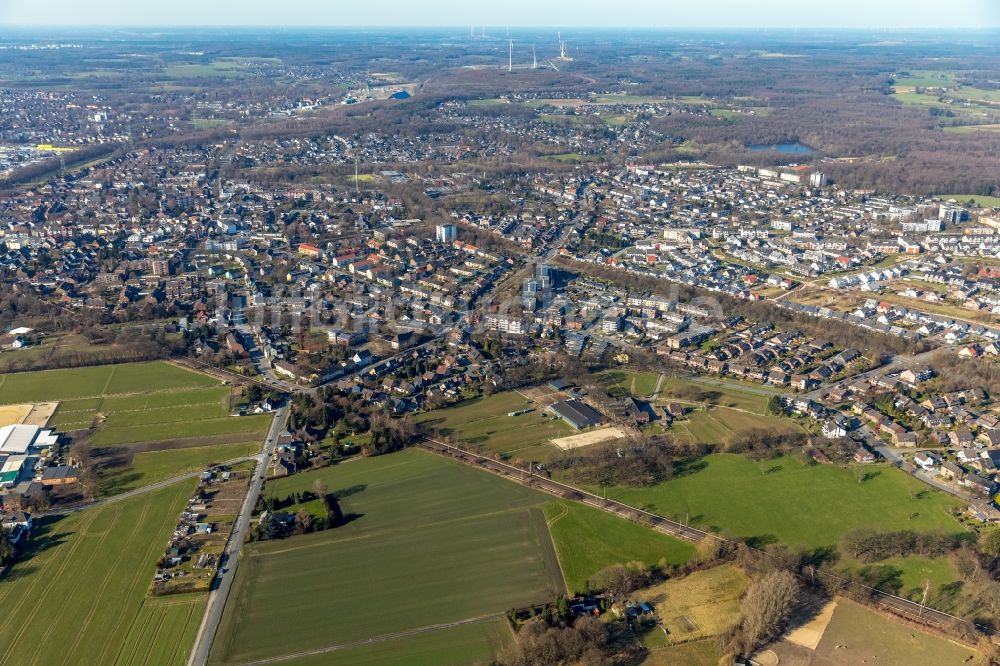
top-left (0, 361), bottom-right (271, 495)
top-left (0, 361), bottom-right (217, 404)
top-left (210, 449), bottom-right (565, 665)
top-left (763, 597), bottom-right (974, 665)
top-left (0, 481), bottom-right (201, 666)
top-left (163, 58), bottom-right (253, 79)
top-left (415, 391), bottom-right (574, 462)
top-left (543, 501), bottom-right (694, 593)
top-left (100, 441), bottom-right (258, 495)
top-left (582, 454), bottom-right (964, 550)
top-left (891, 70), bottom-right (956, 89)
top-left (273, 619), bottom-right (513, 666)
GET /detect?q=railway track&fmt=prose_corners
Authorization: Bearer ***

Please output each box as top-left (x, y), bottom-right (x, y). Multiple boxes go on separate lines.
top-left (417, 437), bottom-right (993, 643)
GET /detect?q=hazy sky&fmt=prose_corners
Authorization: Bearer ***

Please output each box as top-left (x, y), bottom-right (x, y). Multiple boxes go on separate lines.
top-left (1, 0), bottom-right (998, 29)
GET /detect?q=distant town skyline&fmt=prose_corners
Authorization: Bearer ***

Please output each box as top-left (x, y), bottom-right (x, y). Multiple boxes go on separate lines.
top-left (2, 0), bottom-right (999, 29)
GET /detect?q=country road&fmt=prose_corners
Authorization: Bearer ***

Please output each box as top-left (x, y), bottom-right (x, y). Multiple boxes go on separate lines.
top-left (187, 404), bottom-right (289, 666)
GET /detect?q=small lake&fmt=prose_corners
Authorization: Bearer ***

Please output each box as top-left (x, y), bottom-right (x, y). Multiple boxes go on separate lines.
top-left (746, 142), bottom-right (816, 154)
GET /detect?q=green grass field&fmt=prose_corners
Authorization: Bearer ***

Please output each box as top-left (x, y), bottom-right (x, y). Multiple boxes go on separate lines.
top-left (164, 60), bottom-right (247, 78)
top-left (657, 377), bottom-right (775, 413)
top-left (273, 619), bottom-right (511, 666)
top-left (211, 449), bottom-right (566, 665)
top-left (892, 71), bottom-right (956, 88)
top-left (89, 414), bottom-right (271, 446)
top-left (578, 454), bottom-right (963, 550)
top-left (543, 501), bottom-right (694, 593)
top-left (43, 366), bottom-right (268, 445)
top-left (100, 441), bottom-right (258, 495)
top-left (596, 369), bottom-right (661, 397)
top-left (416, 392), bottom-right (573, 462)
top-left (0, 481), bottom-right (200, 666)
top-left (671, 408), bottom-right (804, 447)
top-left (939, 194), bottom-right (1000, 208)
top-left (2, 362), bottom-right (271, 496)
top-left (0, 361), bottom-right (218, 404)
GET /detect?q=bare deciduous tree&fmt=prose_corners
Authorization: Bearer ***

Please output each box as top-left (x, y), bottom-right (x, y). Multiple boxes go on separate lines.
top-left (739, 570), bottom-right (800, 651)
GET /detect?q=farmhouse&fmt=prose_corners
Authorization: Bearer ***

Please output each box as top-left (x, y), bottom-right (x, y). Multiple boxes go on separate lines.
top-left (548, 399), bottom-right (606, 430)
top-left (40, 466), bottom-right (80, 486)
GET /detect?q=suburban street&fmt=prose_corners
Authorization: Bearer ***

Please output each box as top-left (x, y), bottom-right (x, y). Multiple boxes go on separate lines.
top-left (187, 403), bottom-right (290, 666)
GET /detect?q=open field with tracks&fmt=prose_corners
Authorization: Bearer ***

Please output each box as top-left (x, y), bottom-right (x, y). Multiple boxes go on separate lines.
top-left (0, 362), bottom-right (271, 495)
top-left (0, 481), bottom-right (200, 666)
top-left (210, 449), bottom-right (564, 664)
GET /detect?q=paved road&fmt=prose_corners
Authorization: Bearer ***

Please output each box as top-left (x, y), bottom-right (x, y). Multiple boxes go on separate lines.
top-left (42, 454), bottom-right (257, 516)
top-left (187, 404), bottom-right (289, 666)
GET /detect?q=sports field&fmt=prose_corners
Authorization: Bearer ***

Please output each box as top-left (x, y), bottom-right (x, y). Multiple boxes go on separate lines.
top-left (0, 480), bottom-right (200, 666)
top-left (543, 500), bottom-right (694, 593)
top-left (586, 454), bottom-right (963, 550)
top-left (210, 449), bottom-right (566, 665)
top-left (415, 391), bottom-right (573, 462)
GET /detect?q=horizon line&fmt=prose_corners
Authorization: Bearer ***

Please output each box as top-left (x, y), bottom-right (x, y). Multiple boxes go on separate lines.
top-left (3, 24), bottom-right (1000, 31)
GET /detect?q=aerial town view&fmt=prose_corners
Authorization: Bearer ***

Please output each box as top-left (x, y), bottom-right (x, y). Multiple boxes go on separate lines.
top-left (0, 1), bottom-right (999, 664)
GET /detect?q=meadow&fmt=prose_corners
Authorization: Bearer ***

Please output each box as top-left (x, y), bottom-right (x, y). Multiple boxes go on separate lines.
top-left (543, 500), bottom-right (693, 593)
top-left (415, 391), bottom-right (573, 462)
top-left (596, 369), bottom-right (661, 398)
top-left (637, 564), bottom-right (747, 644)
top-left (584, 453), bottom-right (963, 550)
top-left (0, 481), bottom-right (200, 666)
top-left (210, 449), bottom-right (565, 665)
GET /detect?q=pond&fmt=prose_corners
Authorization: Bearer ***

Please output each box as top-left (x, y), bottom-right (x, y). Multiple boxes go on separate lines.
top-left (746, 142), bottom-right (816, 154)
